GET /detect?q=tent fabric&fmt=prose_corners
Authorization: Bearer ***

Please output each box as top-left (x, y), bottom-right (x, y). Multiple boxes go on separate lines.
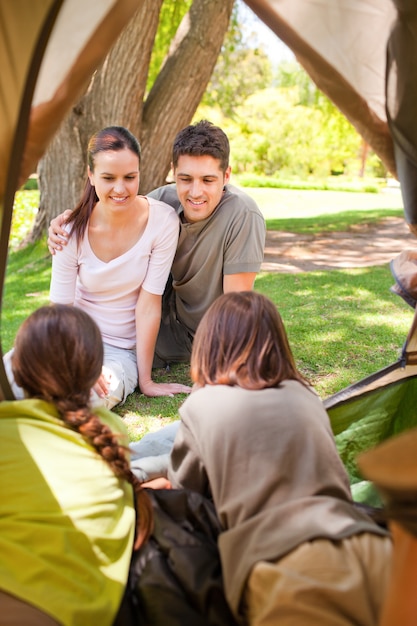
top-left (0, 0), bottom-right (139, 207)
top-left (241, 3), bottom-right (417, 506)
top-left (244, 0), bottom-right (397, 178)
top-left (1, 0), bottom-right (417, 492)
top-left (325, 307), bottom-right (417, 505)
top-left (246, 0), bottom-right (417, 229)
top-left (0, 0), bottom-right (139, 399)
top-left (327, 373), bottom-right (417, 505)
top-left (0, 0), bottom-right (64, 401)
top-left (386, 1), bottom-right (417, 229)
top-left (20, 0), bottom-right (140, 190)
top-left (0, 0), bottom-right (58, 208)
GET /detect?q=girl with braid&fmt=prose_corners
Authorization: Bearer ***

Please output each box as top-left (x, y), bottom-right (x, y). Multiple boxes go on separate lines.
top-left (0, 304), bottom-right (152, 626)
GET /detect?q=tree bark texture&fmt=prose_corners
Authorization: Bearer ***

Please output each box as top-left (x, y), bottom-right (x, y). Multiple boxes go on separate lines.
top-left (31, 0), bottom-right (233, 241)
top-left (140, 0), bottom-right (235, 193)
top-left (31, 0), bottom-right (162, 241)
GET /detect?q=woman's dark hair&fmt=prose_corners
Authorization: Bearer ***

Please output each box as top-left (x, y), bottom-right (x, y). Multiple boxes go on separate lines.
top-left (67, 126), bottom-right (141, 246)
top-left (12, 303), bottom-right (151, 547)
top-left (191, 291), bottom-right (309, 390)
top-left (172, 120), bottom-right (230, 172)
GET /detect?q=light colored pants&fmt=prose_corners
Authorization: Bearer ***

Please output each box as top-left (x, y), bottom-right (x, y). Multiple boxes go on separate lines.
top-left (130, 420), bottom-right (180, 482)
top-left (244, 533), bottom-right (392, 626)
top-left (4, 342), bottom-right (138, 410)
top-left (0, 590), bottom-right (61, 625)
top-left (90, 342), bottom-right (137, 409)
top-left (3, 349), bottom-right (24, 400)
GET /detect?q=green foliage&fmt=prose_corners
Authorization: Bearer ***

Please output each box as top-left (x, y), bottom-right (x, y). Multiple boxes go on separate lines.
top-left (9, 190), bottom-right (39, 249)
top-left (198, 53), bottom-right (387, 180)
top-left (2, 238), bottom-right (50, 350)
top-left (235, 174), bottom-right (382, 193)
top-left (265, 209), bottom-right (404, 235)
top-left (221, 87), bottom-right (364, 178)
top-left (20, 176), bottom-right (38, 191)
top-left (146, 0), bottom-right (192, 92)
top-left (274, 60), bottom-right (317, 104)
top-left (4, 189), bottom-right (410, 440)
top-left (274, 62), bottom-right (364, 173)
top-left (201, 3), bottom-right (272, 117)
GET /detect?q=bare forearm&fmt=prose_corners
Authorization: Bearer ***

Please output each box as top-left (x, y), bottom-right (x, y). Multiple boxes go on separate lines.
top-left (135, 290), bottom-right (191, 397)
top-left (136, 309), bottom-right (160, 392)
top-left (223, 272), bottom-right (257, 293)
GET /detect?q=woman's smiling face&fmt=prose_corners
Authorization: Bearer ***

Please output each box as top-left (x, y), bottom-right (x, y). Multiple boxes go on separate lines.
top-left (88, 148), bottom-right (140, 209)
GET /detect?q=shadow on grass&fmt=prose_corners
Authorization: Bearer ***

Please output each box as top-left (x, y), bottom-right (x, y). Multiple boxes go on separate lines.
top-left (266, 209), bottom-right (404, 234)
top-left (256, 266), bottom-right (413, 396)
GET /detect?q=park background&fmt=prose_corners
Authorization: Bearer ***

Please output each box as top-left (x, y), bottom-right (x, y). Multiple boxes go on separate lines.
top-left (6, 0), bottom-right (416, 441)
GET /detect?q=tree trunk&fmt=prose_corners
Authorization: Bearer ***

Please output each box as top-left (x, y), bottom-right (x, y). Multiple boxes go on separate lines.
top-left (359, 140), bottom-right (369, 178)
top-left (139, 0), bottom-right (235, 193)
top-left (30, 0), bottom-right (233, 241)
top-left (30, 0), bottom-right (163, 241)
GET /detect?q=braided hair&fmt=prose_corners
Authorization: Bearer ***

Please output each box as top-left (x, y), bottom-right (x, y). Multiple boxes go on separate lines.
top-left (12, 303), bottom-right (152, 548)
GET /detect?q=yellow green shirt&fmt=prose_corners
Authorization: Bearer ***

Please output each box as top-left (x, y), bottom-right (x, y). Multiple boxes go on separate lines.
top-left (0, 399), bottom-right (135, 626)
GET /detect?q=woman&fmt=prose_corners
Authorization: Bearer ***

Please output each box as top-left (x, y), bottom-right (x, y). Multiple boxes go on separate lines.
top-left (0, 304), bottom-right (152, 625)
top-left (49, 125), bottom-right (190, 408)
top-left (168, 291), bottom-right (392, 626)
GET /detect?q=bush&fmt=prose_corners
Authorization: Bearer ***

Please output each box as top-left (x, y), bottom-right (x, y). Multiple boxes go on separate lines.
top-left (234, 173), bottom-right (382, 193)
top-left (20, 176), bottom-right (38, 191)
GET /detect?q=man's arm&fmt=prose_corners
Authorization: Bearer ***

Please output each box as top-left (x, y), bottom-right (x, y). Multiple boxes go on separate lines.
top-left (48, 209), bottom-right (73, 254)
top-left (223, 272), bottom-right (257, 293)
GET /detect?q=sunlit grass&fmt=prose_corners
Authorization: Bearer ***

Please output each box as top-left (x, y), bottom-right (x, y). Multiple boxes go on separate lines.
top-left (3, 188), bottom-right (411, 439)
top-left (256, 267), bottom-right (412, 396)
top-left (243, 186), bottom-right (404, 221)
top-left (9, 190), bottom-right (39, 249)
top-left (265, 209), bottom-right (404, 234)
top-left (2, 238), bottom-right (50, 350)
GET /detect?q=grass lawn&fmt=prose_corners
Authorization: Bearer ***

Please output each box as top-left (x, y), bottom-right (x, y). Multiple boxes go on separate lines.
top-left (244, 186), bottom-right (404, 220)
top-left (3, 187), bottom-right (413, 441)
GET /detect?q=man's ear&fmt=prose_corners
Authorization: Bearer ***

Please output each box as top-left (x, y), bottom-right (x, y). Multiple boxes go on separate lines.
top-left (224, 165), bottom-right (231, 185)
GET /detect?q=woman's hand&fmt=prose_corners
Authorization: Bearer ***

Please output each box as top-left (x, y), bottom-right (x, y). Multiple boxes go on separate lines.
top-left (92, 370), bottom-right (111, 399)
top-left (139, 380), bottom-right (191, 398)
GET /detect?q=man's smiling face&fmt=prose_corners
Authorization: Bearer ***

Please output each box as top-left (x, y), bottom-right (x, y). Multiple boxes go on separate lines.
top-left (173, 154), bottom-right (231, 223)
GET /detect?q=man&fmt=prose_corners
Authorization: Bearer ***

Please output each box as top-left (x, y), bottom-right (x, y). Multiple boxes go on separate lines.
top-left (49, 120), bottom-right (266, 367)
top-left (49, 120), bottom-right (265, 477)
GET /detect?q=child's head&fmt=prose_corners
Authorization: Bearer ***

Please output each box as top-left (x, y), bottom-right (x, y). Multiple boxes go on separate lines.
top-left (12, 303), bottom-right (102, 408)
top-left (12, 303), bottom-right (153, 546)
top-left (191, 291), bottom-right (308, 390)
